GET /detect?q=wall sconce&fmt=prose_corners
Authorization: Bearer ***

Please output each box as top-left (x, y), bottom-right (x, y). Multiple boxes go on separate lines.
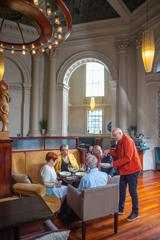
top-left (90, 97), bottom-right (95, 112)
top-left (0, 52), bottom-right (4, 80)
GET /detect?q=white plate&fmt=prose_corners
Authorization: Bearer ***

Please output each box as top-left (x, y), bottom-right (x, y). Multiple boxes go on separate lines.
top-left (75, 172), bottom-right (86, 177)
top-left (59, 171), bottom-right (71, 177)
top-left (100, 163), bottom-right (110, 168)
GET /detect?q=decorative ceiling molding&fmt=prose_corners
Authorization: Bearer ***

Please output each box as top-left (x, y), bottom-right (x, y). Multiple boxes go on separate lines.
top-left (107, 0), bottom-right (131, 23)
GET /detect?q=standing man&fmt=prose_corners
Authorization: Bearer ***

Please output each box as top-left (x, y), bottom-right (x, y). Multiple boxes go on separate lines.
top-left (105, 128), bottom-right (142, 222)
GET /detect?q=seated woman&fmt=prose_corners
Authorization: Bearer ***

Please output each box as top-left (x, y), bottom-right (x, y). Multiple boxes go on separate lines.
top-left (55, 144), bottom-right (79, 172)
top-left (40, 152), bottom-right (67, 199)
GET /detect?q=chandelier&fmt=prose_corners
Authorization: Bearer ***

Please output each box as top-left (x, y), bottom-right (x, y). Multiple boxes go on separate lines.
top-left (0, 0), bottom-right (72, 55)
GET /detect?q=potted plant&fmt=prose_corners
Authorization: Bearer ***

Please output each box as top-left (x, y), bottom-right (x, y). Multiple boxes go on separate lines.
top-left (39, 120), bottom-right (47, 135)
top-left (127, 125), bottom-right (137, 138)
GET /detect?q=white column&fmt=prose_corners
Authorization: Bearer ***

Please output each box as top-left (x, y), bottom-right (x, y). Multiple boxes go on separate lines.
top-left (135, 34), bottom-right (146, 134)
top-left (46, 49), bottom-right (57, 136)
top-left (22, 83), bottom-right (31, 136)
top-left (109, 80), bottom-right (118, 128)
top-left (29, 54), bottom-right (41, 136)
top-left (116, 39), bottom-right (129, 132)
top-left (56, 83), bottom-right (70, 136)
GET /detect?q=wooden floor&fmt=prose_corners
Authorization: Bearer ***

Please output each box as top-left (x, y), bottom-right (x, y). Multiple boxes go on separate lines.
top-left (54, 171), bottom-right (160, 240)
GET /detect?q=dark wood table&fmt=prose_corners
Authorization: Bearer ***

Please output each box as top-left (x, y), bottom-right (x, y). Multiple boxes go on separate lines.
top-left (0, 196), bottom-right (54, 240)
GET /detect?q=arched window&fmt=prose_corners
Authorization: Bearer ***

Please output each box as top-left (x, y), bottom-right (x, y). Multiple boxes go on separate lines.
top-left (86, 62), bottom-right (104, 97)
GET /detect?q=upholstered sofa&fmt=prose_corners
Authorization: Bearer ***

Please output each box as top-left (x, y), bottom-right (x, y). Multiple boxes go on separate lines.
top-left (12, 149), bottom-right (81, 213)
top-left (67, 176), bottom-right (120, 240)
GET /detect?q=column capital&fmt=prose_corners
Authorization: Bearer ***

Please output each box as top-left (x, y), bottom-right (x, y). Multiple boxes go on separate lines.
top-left (135, 31), bottom-right (143, 48)
top-left (32, 52), bottom-right (42, 61)
top-left (46, 48), bottom-right (56, 59)
top-left (109, 80), bottom-right (117, 88)
top-left (23, 83), bottom-right (31, 90)
top-left (116, 39), bottom-right (130, 52)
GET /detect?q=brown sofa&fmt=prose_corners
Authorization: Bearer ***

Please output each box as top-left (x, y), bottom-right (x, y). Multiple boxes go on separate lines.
top-left (12, 149), bottom-right (81, 183)
top-left (12, 149), bottom-right (81, 213)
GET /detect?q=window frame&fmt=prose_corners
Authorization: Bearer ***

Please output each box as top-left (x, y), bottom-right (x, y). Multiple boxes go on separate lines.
top-left (86, 107), bottom-right (104, 135)
top-left (85, 62), bottom-right (105, 97)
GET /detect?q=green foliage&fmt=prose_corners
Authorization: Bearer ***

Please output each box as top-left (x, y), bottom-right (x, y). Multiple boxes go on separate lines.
top-left (127, 125), bottom-right (137, 137)
top-left (39, 120), bottom-right (47, 130)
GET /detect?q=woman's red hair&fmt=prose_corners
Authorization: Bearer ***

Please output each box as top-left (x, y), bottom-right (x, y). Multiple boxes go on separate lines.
top-left (45, 152), bottom-right (58, 162)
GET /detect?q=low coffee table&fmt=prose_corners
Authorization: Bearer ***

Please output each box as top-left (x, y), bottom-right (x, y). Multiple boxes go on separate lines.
top-left (0, 196), bottom-right (54, 240)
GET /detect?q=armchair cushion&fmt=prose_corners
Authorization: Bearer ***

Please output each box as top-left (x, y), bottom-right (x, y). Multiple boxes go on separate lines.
top-left (13, 183), bottom-right (45, 197)
top-left (12, 172), bottom-right (32, 184)
top-left (35, 230), bottom-right (70, 240)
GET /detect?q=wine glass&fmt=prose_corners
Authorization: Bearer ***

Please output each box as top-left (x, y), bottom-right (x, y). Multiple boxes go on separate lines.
top-left (68, 163), bottom-right (73, 173)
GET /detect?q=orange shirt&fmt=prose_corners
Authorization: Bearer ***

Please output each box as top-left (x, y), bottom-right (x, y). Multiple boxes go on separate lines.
top-left (110, 134), bottom-right (142, 175)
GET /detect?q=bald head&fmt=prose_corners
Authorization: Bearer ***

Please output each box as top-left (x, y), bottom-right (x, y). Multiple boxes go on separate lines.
top-left (93, 145), bottom-right (103, 158)
top-left (112, 128), bottom-right (123, 141)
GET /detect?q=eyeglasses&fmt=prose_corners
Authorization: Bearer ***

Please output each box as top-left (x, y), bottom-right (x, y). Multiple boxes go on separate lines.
top-left (112, 132), bottom-right (120, 138)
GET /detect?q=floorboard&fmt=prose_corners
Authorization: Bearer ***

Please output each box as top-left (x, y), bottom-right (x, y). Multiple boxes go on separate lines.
top-left (54, 171), bottom-right (160, 240)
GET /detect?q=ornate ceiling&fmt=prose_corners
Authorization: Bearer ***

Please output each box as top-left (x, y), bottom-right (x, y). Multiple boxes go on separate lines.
top-left (0, 0), bottom-right (146, 27)
top-left (63, 0), bottom-right (146, 24)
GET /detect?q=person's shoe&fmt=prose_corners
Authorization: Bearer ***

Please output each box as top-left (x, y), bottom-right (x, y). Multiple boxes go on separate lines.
top-left (126, 213), bottom-right (139, 222)
top-left (118, 209), bottom-right (124, 215)
top-left (118, 211), bottom-right (124, 215)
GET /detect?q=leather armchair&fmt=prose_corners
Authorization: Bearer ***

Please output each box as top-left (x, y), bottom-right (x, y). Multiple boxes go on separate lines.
top-left (13, 183), bottom-right (61, 214)
top-left (67, 176), bottom-right (120, 240)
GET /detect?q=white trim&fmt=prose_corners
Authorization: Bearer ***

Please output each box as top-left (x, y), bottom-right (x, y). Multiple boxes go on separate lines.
top-left (107, 0), bottom-right (131, 23)
top-left (57, 50), bottom-right (118, 86)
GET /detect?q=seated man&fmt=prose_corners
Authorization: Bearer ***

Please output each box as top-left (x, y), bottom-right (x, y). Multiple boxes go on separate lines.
top-left (78, 154), bottom-right (108, 191)
top-left (55, 144), bottom-right (79, 172)
top-left (93, 145), bottom-right (117, 176)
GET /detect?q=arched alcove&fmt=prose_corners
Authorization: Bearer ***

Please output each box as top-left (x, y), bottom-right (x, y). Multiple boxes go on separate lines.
top-left (2, 53), bottom-right (31, 136)
top-left (56, 51), bottom-right (118, 135)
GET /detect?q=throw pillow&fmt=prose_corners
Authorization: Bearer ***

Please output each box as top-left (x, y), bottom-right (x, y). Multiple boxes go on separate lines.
top-left (35, 230), bottom-right (70, 240)
top-left (12, 172), bottom-right (32, 184)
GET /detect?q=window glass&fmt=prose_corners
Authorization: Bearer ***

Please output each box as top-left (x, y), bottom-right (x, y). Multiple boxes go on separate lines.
top-left (87, 109), bottom-right (103, 134)
top-left (86, 62), bottom-right (104, 97)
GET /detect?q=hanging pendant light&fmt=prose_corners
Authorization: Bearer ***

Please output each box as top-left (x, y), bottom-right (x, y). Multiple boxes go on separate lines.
top-left (141, 0), bottom-right (155, 73)
top-left (90, 97), bottom-right (95, 112)
top-left (0, 52), bottom-right (5, 81)
top-left (142, 30), bottom-right (155, 72)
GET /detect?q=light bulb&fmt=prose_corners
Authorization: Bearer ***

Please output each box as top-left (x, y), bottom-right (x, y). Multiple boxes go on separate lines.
top-left (57, 34), bottom-right (62, 40)
top-left (41, 47), bottom-right (45, 53)
top-left (54, 40), bottom-right (59, 45)
top-left (47, 4), bottom-right (52, 16)
top-left (57, 25), bottom-right (62, 33)
top-left (54, 16), bottom-right (60, 25)
top-left (34, 0), bottom-right (39, 6)
top-left (11, 46), bottom-right (15, 54)
top-left (32, 49), bottom-right (36, 54)
top-left (22, 50), bottom-right (26, 55)
top-left (48, 43), bottom-right (52, 49)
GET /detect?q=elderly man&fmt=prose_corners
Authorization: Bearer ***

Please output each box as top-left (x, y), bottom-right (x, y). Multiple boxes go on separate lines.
top-left (78, 154), bottom-right (108, 191)
top-left (93, 145), bottom-right (117, 176)
top-left (105, 128), bottom-right (142, 222)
